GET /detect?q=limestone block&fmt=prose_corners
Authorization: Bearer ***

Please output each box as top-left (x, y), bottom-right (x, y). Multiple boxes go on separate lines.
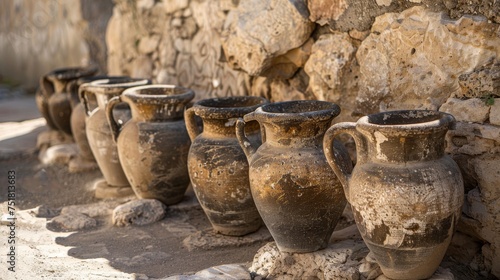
top-left (39, 144), bottom-right (78, 165)
top-left (490, 99), bottom-right (500, 126)
top-left (222, 0), bottom-right (314, 77)
top-left (472, 156), bottom-right (500, 203)
top-left (457, 60), bottom-right (500, 98)
top-left (112, 199), bottom-right (167, 227)
top-left (163, 0), bottom-right (189, 14)
top-left (308, 0), bottom-right (349, 25)
top-left (446, 122), bottom-right (500, 155)
top-left (50, 213), bottom-right (97, 231)
top-left (356, 6), bottom-right (500, 113)
top-left (439, 98), bottom-right (490, 123)
top-left (131, 55), bottom-right (154, 79)
top-left (250, 240), bottom-right (365, 279)
top-left (138, 35), bottom-right (160, 54)
top-left (304, 33), bottom-right (356, 102)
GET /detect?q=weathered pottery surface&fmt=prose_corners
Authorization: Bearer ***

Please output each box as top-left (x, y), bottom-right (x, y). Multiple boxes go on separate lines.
top-left (107, 85), bottom-right (194, 205)
top-left (80, 77), bottom-right (150, 189)
top-left (43, 67), bottom-right (97, 135)
top-left (186, 96), bottom-right (268, 236)
top-left (324, 110), bottom-right (465, 279)
top-left (70, 75), bottom-right (126, 166)
top-left (236, 100), bottom-right (352, 252)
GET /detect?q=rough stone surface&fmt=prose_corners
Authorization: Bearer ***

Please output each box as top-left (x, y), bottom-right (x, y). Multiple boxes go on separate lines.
top-left (446, 122), bottom-right (500, 156)
top-left (304, 33), bottom-right (356, 102)
top-left (50, 213), bottom-right (98, 231)
top-left (250, 239), bottom-right (364, 280)
top-left (222, 0), bottom-right (315, 77)
top-left (356, 6), bottom-right (500, 113)
top-left (112, 199), bottom-right (167, 227)
top-left (164, 264), bottom-right (250, 280)
top-left (250, 240), bottom-right (457, 280)
top-left (138, 35), bottom-right (160, 54)
top-left (163, 0), bottom-right (189, 14)
top-left (308, 0), bottom-right (349, 25)
top-left (457, 59), bottom-right (500, 98)
top-left (489, 99), bottom-right (500, 126)
top-left (183, 227), bottom-right (273, 252)
top-left (439, 98), bottom-right (491, 123)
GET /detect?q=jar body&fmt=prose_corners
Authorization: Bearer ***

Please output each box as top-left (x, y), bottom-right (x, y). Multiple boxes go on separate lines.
top-left (118, 120), bottom-right (191, 205)
top-left (189, 131), bottom-right (262, 236)
top-left (86, 107), bottom-right (130, 187)
top-left (349, 157), bottom-right (463, 279)
top-left (249, 141), bottom-right (348, 252)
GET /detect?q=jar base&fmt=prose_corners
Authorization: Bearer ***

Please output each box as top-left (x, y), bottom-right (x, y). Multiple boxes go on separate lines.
top-left (68, 156), bottom-right (98, 173)
top-left (94, 179), bottom-right (134, 199)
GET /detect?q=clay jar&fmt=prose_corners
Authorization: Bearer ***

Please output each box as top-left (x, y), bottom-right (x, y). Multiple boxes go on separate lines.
top-left (69, 76), bottom-right (126, 172)
top-left (42, 67), bottom-right (97, 135)
top-left (323, 110), bottom-right (464, 279)
top-left (236, 101), bottom-right (352, 252)
top-left (106, 85), bottom-right (194, 205)
top-left (185, 96), bottom-right (268, 236)
top-left (80, 78), bottom-right (150, 191)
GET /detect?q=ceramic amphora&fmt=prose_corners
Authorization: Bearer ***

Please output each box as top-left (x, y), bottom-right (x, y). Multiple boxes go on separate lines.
top-left (323, 110), bottom-right (464, 279)
top-left (236, 100), bottom-right (352, 252)
top-left (40, 67), bottom-right (97, 135)
top-left (69, 76), bottom-right (127, 172)
top-left (80, 78), bottom-right (150, 189)
top-left (106, 85), bottom-right (194, 205)
top-left (185, 96), bottom-right (268, 236)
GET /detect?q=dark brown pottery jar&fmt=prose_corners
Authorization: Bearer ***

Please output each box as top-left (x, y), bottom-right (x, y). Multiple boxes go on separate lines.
top-left (236, 100), bottom-right (352, 252)
top-left (185, 96), bottom-right (268, 236)
top-left (69, 76), bottom-right (127, 173)
top-left (44, 67), bottom-right (97, 135)
top-left (80, 78), bottom-right (150, 197)
top-left (323, 110), bottom-right (464, 279)
top-left (106, 85), bottom-right (194, 205)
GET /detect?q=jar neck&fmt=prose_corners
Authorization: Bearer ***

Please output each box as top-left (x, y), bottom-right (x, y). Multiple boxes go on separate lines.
top-left (262, 119), bottom-right (330, 148)
top-left (204, 118), bottom-right (260, 137)
top-left (363, 130), bottom-right (447, 163)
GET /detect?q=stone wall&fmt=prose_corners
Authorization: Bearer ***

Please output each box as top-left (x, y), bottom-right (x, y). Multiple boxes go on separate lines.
top-left (106, 0), bottom-right (499, 277)
top-left (0, 0), bottom-right (113, 88)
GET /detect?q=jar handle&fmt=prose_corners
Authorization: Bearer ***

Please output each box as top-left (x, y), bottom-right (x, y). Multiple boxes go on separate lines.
top-left (78, 84), bottom-right (92, 117)
top-left (105, 96), bottom-right (123, 142)
top-left (184, 107), bottom-right (200, 141)
top-left (323, 122), bottom-right (366, 200)
top-left (236, 112), bottom-right (260, 160)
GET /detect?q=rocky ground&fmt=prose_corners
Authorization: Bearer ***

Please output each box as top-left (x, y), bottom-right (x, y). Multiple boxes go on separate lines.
top-left (0, 89), bottom-right (495, 279)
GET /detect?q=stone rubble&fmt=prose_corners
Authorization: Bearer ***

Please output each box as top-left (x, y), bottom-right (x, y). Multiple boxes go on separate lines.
top-left (112, 199), bottom-right (167, 227)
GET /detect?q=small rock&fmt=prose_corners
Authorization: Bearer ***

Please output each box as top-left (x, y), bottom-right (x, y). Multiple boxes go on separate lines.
top-left (39, 143), bottom-right (78, 165)
top-left (113, 199), bottom-right (167, 227)
top-left (50, 213), bottom-right (97, 231)
top-left (30, 205), bottom-right (61, 218)
top-left (439, 98), bottom-right (490, 123)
